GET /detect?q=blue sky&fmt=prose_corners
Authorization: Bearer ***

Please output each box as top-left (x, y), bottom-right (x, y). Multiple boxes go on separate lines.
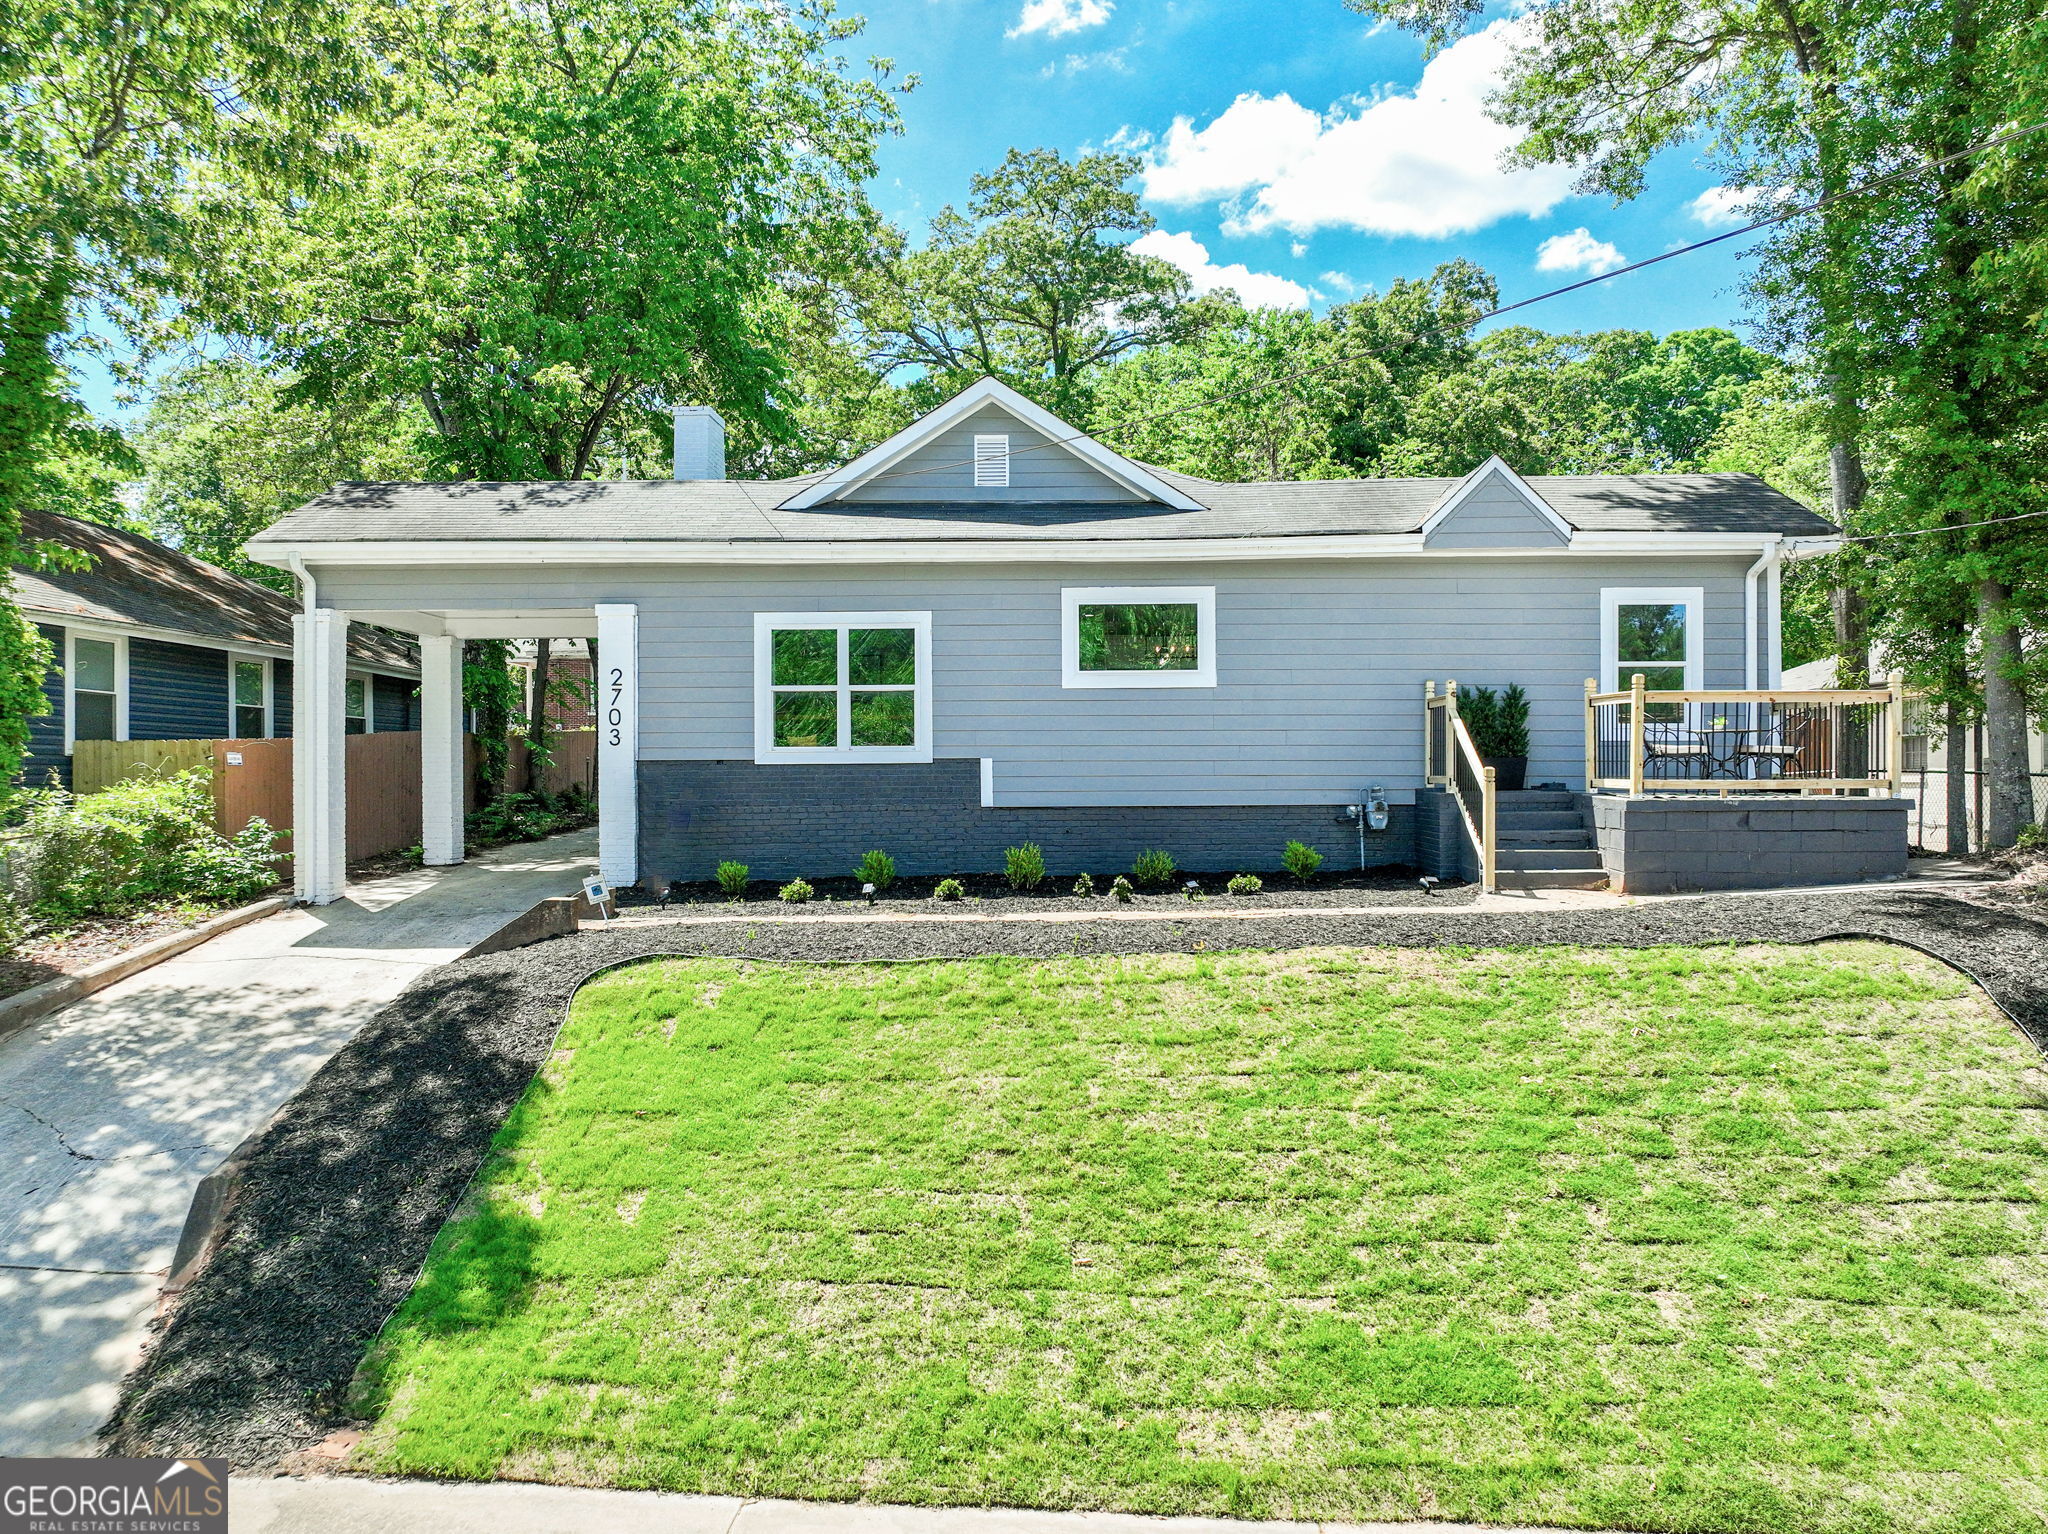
top-left (857, 0), bottom-right (1767, 337)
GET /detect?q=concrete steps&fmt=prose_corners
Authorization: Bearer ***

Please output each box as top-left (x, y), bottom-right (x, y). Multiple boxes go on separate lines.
top-left (1493, 790), bottom-right (1607, 891)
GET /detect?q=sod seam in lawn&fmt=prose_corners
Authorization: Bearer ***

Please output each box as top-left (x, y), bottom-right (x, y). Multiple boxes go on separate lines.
top-left (352, 943), bottom-right (2048, 1534)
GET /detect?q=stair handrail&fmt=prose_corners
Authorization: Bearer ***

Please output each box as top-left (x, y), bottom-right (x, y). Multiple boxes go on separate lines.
top-left (1425, 680), bottom-right (1498, 893)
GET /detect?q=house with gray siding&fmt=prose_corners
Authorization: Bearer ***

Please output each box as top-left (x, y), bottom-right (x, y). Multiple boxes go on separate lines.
top-left (247, 377), bottom-right (1850, 902)
top-left (11, 510), bottom-right (419, 786)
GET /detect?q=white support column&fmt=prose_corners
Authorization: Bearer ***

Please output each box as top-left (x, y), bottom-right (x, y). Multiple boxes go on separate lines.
top-left (594, 603), bottom-right (639, 888)
top-left (291, 609), bottom-right (349, 904)
top-left (420, 634), bottom-right (466, 866)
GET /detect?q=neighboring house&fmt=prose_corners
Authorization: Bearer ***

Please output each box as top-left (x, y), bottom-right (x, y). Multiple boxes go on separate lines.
top-left (511, 638), bottom-right (597, 731)
top-left (10, 510), bottom-right (421, 787)
top-left (248, 377), bottom-right (1841, 901)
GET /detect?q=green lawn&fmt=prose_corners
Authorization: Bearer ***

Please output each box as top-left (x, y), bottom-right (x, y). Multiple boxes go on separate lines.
top-left (354, 944), bottom-right (2048, 1532)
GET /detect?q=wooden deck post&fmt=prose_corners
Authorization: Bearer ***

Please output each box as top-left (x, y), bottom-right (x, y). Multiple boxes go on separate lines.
top-left (1423, 680), bottom-right (1437, 785)
top-left (1886, 669), bottom-right (1906, 797)
top-left (1583, 677), bottom-right (1598, 790)
top-left (1482, 763), bottom-right (1498, 892)
top-left (1628, 673), bottom-right (1647, 796)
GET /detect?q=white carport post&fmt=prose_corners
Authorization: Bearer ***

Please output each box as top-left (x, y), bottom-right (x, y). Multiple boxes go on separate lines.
top-left (420, 634), bottom-right (466, 865)
top-left (594, 602), bottom-right (638, 888)
top-left (291, 609), bottom-right (348, 904)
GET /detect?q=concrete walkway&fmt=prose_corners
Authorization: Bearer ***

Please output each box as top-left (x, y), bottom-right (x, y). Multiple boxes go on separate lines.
top-left (0, 829), bottom-right (597, 1458)
top-left (230, 1479), bottom-right (1592, 1534)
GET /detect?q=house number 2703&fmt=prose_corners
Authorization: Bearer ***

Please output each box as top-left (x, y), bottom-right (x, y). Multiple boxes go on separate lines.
top-left (607, 666), bottom-right (626, 747)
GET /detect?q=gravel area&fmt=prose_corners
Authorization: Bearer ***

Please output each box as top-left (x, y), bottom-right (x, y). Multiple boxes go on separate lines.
top-left (103, 886), bottom-right (2048, 1469)
top-left (626, 867), bottom-right (1478, 914)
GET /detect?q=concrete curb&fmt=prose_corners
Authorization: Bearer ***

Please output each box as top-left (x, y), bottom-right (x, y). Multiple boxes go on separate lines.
top-left (0, 895), bottom-right (291, 1044)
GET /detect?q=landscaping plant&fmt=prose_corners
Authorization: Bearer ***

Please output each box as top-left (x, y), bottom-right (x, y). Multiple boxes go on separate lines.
top-left (1109, 874), bottom-right (1135, 902)
top-left (932, 877), bottom-right (965, 902)
top-left (1003, 842), bottom-right (1045, 891)
top-left (1226, 872), bottom-right (1262, 895)
top-left (854, 849), bottom-right (896, 891)
top-left (1130, 848), bottom-right (1175, 886)
top-left (1072, 872), bottom-right (1095, 897)
top-left (715, 860), bottom-right (750, 898)
top-left (1457, 683), bottom-right (1531, 760)
top-left (465, 785), bottom-right (594, 850)
top-left (777, 878), bottom-right (813, 903)
top-left (1281, 839), bottom-right (1324, 881)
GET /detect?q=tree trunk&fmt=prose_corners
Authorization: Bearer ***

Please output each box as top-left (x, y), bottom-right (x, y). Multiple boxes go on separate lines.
top-left (528, 637), bottom-right (552, 743)
top-left (1979, 578), bottom-right (2032, 848)
top-left (1827, 438), bottom-right (1869, 688)
top-left (1944, 704), bottom-right (1970, 855)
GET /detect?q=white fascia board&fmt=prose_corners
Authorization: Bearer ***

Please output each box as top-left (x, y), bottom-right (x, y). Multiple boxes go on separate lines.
top-left (1419, 455), bottom-right (1576, 541)
top-left (775, 376), bottom-right (1207, 512)
top-left (1779, 536), bottom-right (1845, 560)
top-left (25, 609), bottom-right (418, 678)
top-left (257, 531), bottom-right (1783, 568)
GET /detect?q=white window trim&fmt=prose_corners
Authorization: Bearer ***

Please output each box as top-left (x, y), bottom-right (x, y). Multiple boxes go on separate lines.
top-left (344, 670), bottom-right (377, 733)
top-left (229, 652), bottom-right (274, 739)
top-left (1061, 586), bottom-right (1217, 690)
top-left (753, 611), bottom-right (933, 764)
top-left (63, 629), bottom-right (128, 752)
top-left (1601, 587), bottom-right (1704, 693)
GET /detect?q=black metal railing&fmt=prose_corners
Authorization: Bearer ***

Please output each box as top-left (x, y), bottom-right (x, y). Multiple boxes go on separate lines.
top-left (1588, 677), bottom-right (1902, 792)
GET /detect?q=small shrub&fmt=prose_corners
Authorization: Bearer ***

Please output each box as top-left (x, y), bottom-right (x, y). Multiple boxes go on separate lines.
top-left (1458, 683), bottom-right (1532, 760)
top-left (1227, 872), bottom-right (1263, 895)
top-left (715, 860), bottom-right (750, 897)
top-left (1131, 848), bottom-right (1175, 886)
top-left (778, 878), bottom-right (813, 903)
top-left (855, 848), bottom-right (896, 891)
top-left (1110, 874), bottom-right (1135, 903)
top-left (933, 877), bottom-right (966, 902)
top-left (1282, 839), bottom-right (1324, 881)
top-left (1072, 872), bottom-right (1096, 897)
top-left (1004, 842), bottom-right (1046, 891)
top-left (2017, 823), bottom-right (2045, 852)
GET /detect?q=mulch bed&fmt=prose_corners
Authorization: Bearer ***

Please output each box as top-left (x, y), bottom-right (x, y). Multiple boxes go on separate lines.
top-left (0, 909), bottom-right (226, 1003)
top-left (102, 886), bottom-right (2048, 1470)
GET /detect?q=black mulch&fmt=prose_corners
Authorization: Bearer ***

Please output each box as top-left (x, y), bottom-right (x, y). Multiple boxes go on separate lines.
top-left (101, 888), bottom-right (2048, 1469)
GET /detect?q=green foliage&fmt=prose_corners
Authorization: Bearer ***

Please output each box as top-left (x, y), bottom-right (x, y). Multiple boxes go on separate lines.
top-left (1226, 872), bottom-right (1263, 895)
top-left (777, 878), bottom-right (813, 904)
top-left (1071, 872), bottom-right (1095, 898)
top-left (1281, 839), bottom-right (1324, 881)
top-left (464, 786), bottom-right (594, 851)
top-left (1109, 874), bottom-right (1134, 903)
top-left (932, 877), bottom-right (965, 902)
top-left (0, 610), bottom-right (53, 784)
top-left (1130, 848), bottom-right (1175, 887)
top-left (463, 641), bottom-right (520, 806)
top-left (2013, 823), bottom-right (2044, 854)
top-left (3, 769), bottom-right (280, 920)
top-left (854, 849), bottom-right (895, 892)
top-left (1003, 842), bottom-right (1045, 891)
top-left (1458, 684), bottom-right (1531, 760)
top-left (715, 861), bottom-right (750, 898)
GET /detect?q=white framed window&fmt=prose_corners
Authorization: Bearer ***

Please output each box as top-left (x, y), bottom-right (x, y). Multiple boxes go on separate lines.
top-left (63, 630), bottom-right (127, 750)
top-left (1061, 586), bottom-right (1216, 689)
top-left (753, 612), bottom-right (933, 764)
top-left (1602, 587), bottom-right (1703, 720)
top-left (973, 434), bottom-right (1010, 488)
top-left (230, 655), bottom-right (272, 738)
top-left (344, 673), bottom-right (374, 735)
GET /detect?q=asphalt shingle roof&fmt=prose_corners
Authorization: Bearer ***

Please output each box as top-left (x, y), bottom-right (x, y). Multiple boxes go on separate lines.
top-left (248, 467), bottom-right (1837, 547)
top-left (12, 510), bottom-right (418, 670)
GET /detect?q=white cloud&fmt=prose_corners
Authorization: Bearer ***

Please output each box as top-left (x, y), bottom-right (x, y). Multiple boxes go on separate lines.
top-left (1290, 241), bottom-right (1308, 258)
top-left (1685, 185), bottom-right (1788, 229)
top-left (1040, 45), bottom-right (1128, 77)
top-left (1132, 19), bottom-right (1576, 239)
top-left (1534, 227), bottom-right (1626, 274)
top-left (1319, 270), bottom-right (1358, 294)
top-left (1132, 229), bottom-right (1313, 309)
top-left (1008, 0), bottom-right (1112, 39)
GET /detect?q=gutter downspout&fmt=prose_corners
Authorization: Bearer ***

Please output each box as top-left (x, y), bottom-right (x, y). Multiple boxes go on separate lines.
top-left (1744, 537), bottom-right (1782, 690)
top-left (288, 554), bottom-right (315, 616)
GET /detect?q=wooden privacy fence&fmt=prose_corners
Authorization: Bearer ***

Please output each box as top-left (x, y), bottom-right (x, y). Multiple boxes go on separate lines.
top-left (76, 730), bottom-right (596, 864)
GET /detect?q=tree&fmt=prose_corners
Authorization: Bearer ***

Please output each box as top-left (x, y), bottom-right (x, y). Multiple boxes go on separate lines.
top-left (857, 148), bottom-right (1193, 418)
top-left (0, 0), bottom-right (370, 778)
top-left (240, 0), bottom-right (903, 482)
top-left (134, 358), bottom-right (428, 589)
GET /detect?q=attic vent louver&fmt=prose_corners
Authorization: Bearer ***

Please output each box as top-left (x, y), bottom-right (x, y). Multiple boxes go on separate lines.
top-left (974, 433), bottom-right (1010, 488)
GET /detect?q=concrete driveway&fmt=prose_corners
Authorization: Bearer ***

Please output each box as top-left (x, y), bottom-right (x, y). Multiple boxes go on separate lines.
top-left (0, 828), bottom-right (597, 1457)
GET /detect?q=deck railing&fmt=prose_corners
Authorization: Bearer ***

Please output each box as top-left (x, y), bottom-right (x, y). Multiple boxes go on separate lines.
top-left (1423, 681), bottom-right (1497, 892)
top-left (1584, 672), bottom-right (1906, 795)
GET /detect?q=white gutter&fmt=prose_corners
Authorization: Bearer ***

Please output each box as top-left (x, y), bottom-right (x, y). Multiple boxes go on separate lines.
top-left (1744, 536), bottom-right (1782, 689)
top-left (288, 554), bottom-right (315, 616)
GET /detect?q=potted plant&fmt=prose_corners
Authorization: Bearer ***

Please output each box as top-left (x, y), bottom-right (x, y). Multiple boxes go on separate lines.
top-left (1459, 683), bottom-right (1531, 791)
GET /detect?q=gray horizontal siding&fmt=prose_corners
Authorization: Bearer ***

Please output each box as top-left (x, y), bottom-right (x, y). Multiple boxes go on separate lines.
top-left (1424, 472), bottom-right (1568, 548)
top-left (311, 554), bottom-right (1759, 804)
top-left (842, 405), bottom-right (1145, 504)
top-left (130, 637), bottom-right (230, 741)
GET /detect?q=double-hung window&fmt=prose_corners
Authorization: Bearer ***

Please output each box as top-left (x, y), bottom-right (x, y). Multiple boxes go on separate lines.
top-left (1601, 587), bottom-right (1702, 721)
top-left (344, 675), bottom-right (371, 734)
top-left (1061, 586), bottom-right (1216, 688)
top-left (232, 658), bottom-right (270, 738)
top-left (753, 612), bottom-right (932, 763)
top-left (67, 634), bottom-right (122, 746)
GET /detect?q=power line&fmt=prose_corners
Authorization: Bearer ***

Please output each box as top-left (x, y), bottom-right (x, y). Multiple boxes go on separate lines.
top-left (1790, 505), bottom-right (2048, 546)
top-left (801, 113), bottom-right (2048, 494)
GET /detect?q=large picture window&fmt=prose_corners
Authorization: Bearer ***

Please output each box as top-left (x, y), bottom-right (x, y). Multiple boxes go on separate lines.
top-left (753, 612), bottom-right (932, 763)
top-left (1601, 587), bottom-right (1702, 718)
top-left (1061, 586), bottom-right (1216, 688)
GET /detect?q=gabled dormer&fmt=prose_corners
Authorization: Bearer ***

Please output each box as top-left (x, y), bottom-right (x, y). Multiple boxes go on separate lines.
top-left (778, 377), bottom-right (1206, 510)
top-left (1421, 456), bottom-right (1574, 547)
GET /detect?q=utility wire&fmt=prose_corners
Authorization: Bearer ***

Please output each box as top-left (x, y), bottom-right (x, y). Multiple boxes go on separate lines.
top-left (797, 113), bottom-right (2048, 493)
top-left (1788, 505), bottom-right (2048, 546)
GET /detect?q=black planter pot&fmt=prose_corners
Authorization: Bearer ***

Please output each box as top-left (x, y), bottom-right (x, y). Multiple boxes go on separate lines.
top-left (1483, 755), bottom-right (1528, 792)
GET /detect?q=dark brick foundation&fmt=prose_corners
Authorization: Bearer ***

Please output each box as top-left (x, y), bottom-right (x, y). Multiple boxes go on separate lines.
top-left (1590, 793), bottom-right (1910, 894)
top-left (638, 758), bottom-right (1419, 885)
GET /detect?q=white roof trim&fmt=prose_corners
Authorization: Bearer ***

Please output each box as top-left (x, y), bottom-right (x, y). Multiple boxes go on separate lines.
top-left (1419, 455), bottom-right (1576, 543)
top-left (776, 376), bottom-right (1207, 512)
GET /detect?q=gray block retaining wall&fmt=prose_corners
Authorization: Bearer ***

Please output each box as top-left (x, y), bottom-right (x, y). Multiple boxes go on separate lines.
top-left (1418, 788), bottom-right (1481, 884)
top-left (1591, 794), bottom-right (1909, 895)
top-left (637, 759), bottom-right (1419, 885)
